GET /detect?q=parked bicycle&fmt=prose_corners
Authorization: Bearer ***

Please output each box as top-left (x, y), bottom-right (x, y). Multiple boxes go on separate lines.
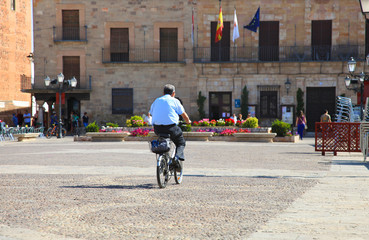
top-left (150, 134), bottom-right (183, 188)
top-left (45, 124), bottom-right (66, 138)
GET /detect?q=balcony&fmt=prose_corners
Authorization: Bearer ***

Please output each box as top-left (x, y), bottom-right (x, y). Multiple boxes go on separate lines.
top-left (21, 75), bottom-right (92, 93)
top-left (53, 26), bottom-right (88, 42)
top-left (193, 45), bottom-right (365, 63)
top-left (102, 48), bottom-right (186, 63)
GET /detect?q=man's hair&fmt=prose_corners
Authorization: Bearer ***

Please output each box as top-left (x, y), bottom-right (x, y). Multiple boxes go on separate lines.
top-left (164, 84), bottom-right (175, 95)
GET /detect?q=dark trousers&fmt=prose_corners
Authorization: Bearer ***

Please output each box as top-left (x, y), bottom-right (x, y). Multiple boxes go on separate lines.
top-left (154, 124), bottom-right (186, 160)
top-left (297, 124), bottom-right (305, 140)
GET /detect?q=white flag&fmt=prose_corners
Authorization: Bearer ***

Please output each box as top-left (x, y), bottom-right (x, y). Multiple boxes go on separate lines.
top-left (232, 9), bottom-right (240, 42)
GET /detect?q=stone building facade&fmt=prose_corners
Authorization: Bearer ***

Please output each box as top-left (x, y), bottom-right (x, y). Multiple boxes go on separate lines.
top-left (0, 0), bottom-right (32, 124)
top-left (28, 0), bottom-right (367, 129)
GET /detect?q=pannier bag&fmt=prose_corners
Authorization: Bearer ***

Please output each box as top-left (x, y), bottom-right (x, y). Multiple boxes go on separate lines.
top-left (150, 137), bottom-right (170, 154)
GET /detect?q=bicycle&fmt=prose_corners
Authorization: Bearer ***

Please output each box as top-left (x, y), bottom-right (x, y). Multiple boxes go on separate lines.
top-left (45, 124), bottom-right (67, 139)
top-left (150, 134), bottom-right (183, 188)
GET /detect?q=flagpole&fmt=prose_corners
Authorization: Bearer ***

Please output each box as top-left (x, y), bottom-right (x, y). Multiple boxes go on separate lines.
top-left (219, 0), bottom-right (221, 62)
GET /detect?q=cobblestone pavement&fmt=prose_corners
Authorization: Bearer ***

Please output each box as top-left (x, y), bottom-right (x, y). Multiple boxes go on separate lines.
top-left (0, 136), bottom-right (357, 239)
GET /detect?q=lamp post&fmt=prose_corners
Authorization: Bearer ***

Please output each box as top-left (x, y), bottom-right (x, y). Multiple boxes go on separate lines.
top-left (44, 73), bottom-right (77, 138)
top-left (344, 56), bottom-right (369, 120)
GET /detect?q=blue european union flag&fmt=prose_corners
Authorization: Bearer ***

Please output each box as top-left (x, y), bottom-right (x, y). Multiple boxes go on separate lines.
top-left (244, 7), bottom-right (260, 32)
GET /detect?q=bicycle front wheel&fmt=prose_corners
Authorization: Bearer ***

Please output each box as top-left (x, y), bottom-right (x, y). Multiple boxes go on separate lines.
top-left (56, 128), bottom-right (67, 138)
top-left (45, 128), bottom-right (53, 139)
top-left (61, 128), bottom-right (67, 138)
top-left (157, 155), bottom-right (168, 188)
top-left (174, 161), bottom-right (183, 184)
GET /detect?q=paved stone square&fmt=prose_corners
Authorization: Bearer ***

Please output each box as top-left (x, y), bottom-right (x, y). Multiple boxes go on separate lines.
top-left (0, 137), bottom-right (368, 239)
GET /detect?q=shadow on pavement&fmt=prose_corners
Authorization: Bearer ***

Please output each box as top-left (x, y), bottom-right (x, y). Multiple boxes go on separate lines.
top-left (61, 184), bottom-right (156, 190)
top-left (332, 160), bottom-right (369, 170)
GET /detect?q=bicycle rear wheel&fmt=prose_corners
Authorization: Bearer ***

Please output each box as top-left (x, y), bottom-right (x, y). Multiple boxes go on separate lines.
top-left (45, 128), bottom-right (53, 139)
top-left (157, 154), bottom-right (169, 188)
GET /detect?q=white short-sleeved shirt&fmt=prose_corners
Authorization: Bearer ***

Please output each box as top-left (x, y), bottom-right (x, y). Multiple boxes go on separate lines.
top-left (149, 94), bottom-right (185, 125)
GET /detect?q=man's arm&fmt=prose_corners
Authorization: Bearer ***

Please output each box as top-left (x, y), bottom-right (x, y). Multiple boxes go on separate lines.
top-left (181, 112), bottom-right (191, 124)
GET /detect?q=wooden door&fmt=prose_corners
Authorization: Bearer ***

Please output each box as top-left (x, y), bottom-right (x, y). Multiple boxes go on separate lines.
top-left (209, 92), bottom-right (232, 119)
top-left (306, 87), bottom-right (336, 131)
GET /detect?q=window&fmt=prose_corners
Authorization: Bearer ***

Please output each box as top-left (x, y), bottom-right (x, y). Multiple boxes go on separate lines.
top-left (259, 21), bottom-right (279, 61)
top-left (311, 20), bottom-right (332, 61)
top-left (112, 88), bottom-right (133, 114)
top-left (160, 28), bottom-right (178, 62)
top-left (260, 91), bottom-right (278, 118)
top-left (110, 28), bottom-right (129, 62)
top-left (210, 21), bottom-right (230, 61)
top-left (11, 0), bottom-right (15, 10)
top-left (63, 56), bottom-right (80, 87)
top-left (62, 10), bottom-right (80, 40)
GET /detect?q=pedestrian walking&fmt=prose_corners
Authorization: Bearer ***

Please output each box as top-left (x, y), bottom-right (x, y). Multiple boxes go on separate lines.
top-left (296, 110), bottom-right (307, 140)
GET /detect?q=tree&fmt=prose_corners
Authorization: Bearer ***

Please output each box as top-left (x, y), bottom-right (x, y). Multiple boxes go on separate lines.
top-left (197, 91), bottom-right (206, 119)
top-left (241, 85), bottom-right (249, 117)
top-left (296, 88), bottom-right (304, 115)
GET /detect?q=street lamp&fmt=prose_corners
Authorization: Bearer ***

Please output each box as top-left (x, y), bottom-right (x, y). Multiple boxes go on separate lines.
top-left (360, 0), bottom-right (369, 19)
top-left (344, 56), bottom-right (369, 120)
top-left (285, 78), bottom-right (291, 95)
top-left (44, 73), bottom-right (77, 138)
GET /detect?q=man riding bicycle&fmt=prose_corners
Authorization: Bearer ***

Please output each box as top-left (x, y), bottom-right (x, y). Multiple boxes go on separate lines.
top-left (150, 84), bottom-right (191, 170)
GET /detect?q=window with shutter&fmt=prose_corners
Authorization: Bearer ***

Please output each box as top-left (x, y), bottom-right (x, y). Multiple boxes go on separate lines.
top-left (112, 88), bottom-right (133, 114)
top-left (63, 56), bottom-right (80, 87)
top-left (259, 21), bottom-right (279, 61)
top-left (62, 10), bottom-right (80, 40)
top-left (210, 21), bottom-right (230, 62)
top-left (311, 20), bottom-right (332, 61)
top-left (160, 28), bottom-right (178, 62)
top-left (110, 28), bottom-right (129, 62)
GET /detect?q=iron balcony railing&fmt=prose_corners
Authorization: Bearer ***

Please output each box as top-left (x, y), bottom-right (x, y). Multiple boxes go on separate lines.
top-left (21, 75), bottom-right (92, 91)
top-left (194, 45), bottom-right (366, 63)
top-left (102, 48), bottom-right (186, 63)
top-left (53, 26), bottom-right (88, 42)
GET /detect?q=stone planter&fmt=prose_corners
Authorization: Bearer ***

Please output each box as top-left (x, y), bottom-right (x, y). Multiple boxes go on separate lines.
top-left (182, 131), bottom-right (214, 141)
top-left (191, 126), bottom-right (271, 133)
top-left (209, 136), bottom-right (235, 141)
top-left (233, 133), bottom-right (277, 142)
top-left (273, 135), bottom-right (299, 142)
top-left (13, 133), bottom-right (40, 142)
top-left (85, 132), bottom-right (130, 142)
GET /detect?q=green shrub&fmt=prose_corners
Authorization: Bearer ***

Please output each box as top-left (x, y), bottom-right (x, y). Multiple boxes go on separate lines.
top-left (242, 117), bottom-right (258, 128)
top-left (86, 121), bottom-right (100, 132)
top-left (126, 116), bottom-right (146, 127)
top-left (271, 119), bottom-right (291, 137)
top-left (106, 122), bottom-right (119, 128)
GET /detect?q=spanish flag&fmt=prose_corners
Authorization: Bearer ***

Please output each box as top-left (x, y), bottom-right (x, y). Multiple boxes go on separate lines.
top-left (215, 6), bottom-right (223, 43)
